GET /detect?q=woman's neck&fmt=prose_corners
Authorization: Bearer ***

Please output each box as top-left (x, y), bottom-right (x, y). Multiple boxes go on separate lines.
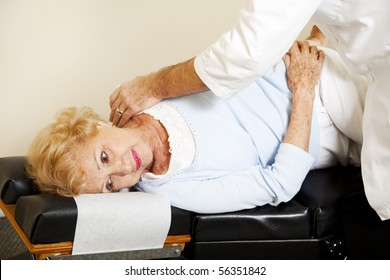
top-left (124, 113), bottom-right (171, 175)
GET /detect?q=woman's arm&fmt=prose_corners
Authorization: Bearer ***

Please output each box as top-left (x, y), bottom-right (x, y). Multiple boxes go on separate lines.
top-left (138, 143), bottom-right (315, 213)
top-left (283, 40), bottom-right (324, 152)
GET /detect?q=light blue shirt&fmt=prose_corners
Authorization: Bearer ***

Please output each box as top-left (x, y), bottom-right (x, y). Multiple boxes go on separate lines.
top-left (137, 61), bottom-right (318, 213)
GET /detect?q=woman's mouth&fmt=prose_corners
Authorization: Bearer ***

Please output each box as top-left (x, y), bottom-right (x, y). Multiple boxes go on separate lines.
top-left (131, 148), bottom-right (142, 171)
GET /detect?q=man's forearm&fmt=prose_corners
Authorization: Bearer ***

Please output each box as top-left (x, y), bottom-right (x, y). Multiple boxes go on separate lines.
top-left (153, 58), bottom-right (208, 99)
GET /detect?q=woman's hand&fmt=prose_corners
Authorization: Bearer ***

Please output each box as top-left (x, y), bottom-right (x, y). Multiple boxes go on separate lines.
top-left (283, 40), bottom-right (324, 98)
top-left (282, 40), bottom-right (324, 152)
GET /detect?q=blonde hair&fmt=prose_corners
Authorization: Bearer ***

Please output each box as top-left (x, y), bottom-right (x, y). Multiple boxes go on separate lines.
top-left (27, 107), bottom-right (104, 196)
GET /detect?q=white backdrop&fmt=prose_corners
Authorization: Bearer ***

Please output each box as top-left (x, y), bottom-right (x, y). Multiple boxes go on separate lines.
top-left (0, 0), bottom-right (313, 158)
top-left (0, 0), bottom-right (248, 156)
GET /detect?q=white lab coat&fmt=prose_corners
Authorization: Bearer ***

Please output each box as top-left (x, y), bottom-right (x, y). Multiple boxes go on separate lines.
top-left (194, 0), bottom-right (390, 220)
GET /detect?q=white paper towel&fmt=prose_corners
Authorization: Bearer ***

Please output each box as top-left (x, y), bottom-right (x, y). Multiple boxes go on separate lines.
top-left (72, 192), bottom-right (171, 255)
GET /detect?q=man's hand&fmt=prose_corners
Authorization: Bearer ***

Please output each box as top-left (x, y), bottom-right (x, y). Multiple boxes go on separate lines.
top-left (109, 57), bottom-right (207, 127)
top-left (109, 75), bottom-right (161, 127)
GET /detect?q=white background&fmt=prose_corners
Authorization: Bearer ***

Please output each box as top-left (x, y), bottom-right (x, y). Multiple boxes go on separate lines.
top-left (0, 0), bottom-right (248, 157)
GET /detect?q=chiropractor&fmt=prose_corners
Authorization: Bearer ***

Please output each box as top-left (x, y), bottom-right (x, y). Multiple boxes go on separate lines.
top-left (109, 0), bottom-right (390, 221)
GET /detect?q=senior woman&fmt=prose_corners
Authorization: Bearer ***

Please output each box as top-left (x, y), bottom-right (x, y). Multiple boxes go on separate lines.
top-left (27, 40), bottom-right (366, 214)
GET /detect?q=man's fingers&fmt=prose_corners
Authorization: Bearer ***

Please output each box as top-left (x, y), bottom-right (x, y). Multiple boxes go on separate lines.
top-left (109, 87), bottom-right (120, 107)
top-left (117, 110), bottom-right (133, 128)
top-left (111, 109), bottom-right (122, 127)
top-left (110, 99), bottom-right (122, 123)
top-left (109, 88), bottom-right (121, 122)
top-left (109, 109), bottom-right (115, 123)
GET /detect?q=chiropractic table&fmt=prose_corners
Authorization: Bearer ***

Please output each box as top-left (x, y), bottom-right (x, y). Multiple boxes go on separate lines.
top-left (1, 156), bottom-right (390, 259)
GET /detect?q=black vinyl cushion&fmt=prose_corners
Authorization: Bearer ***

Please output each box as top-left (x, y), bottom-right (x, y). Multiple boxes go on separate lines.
top-left (295, 165), bottom-right (363, 238)
top-left (14, 193), bottom-right (192, 244)
top-left (0, 156), bottom-right (39, 204)
top-left (15, 194), bottom-right (78, 244)
top-left (295, 165), bottom-right (362, 209)
top-left (192, 200), bottom-right (311, 242)
top-left (192, 166), bottom-right (363, 242)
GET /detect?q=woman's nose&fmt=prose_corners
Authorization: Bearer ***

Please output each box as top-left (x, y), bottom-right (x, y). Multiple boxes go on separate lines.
top-left (113, 158), bottom-right (132, 175)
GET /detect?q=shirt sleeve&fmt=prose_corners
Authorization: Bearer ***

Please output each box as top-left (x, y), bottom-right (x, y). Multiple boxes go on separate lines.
top-left (194, 0), bottom-right (322, 99)
top-left (147, 143), bottom-right (315, 214)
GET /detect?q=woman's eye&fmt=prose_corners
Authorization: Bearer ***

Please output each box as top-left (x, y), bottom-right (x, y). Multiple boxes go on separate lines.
top-left (105, 178), bottom-right (114, 191)
top-left (101, 151), bottom-right (109, 164)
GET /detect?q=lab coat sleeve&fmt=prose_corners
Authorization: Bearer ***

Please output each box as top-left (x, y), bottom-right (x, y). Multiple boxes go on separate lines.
top-left (194, 0), bottom-right (322, 98)
top-left (152, 143), bottom-right (315, 214)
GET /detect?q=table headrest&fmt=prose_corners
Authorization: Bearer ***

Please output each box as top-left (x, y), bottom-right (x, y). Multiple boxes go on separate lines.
top-left (15, 193), bottom-right (192, 244)
top-left (0, 156), bottom-right (39, 204)
top-left (15, 193), bottom-right (77, 243)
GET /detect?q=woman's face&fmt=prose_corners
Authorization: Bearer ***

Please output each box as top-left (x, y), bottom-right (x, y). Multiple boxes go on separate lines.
top-left (77, 124), bottom-right (153, 193)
